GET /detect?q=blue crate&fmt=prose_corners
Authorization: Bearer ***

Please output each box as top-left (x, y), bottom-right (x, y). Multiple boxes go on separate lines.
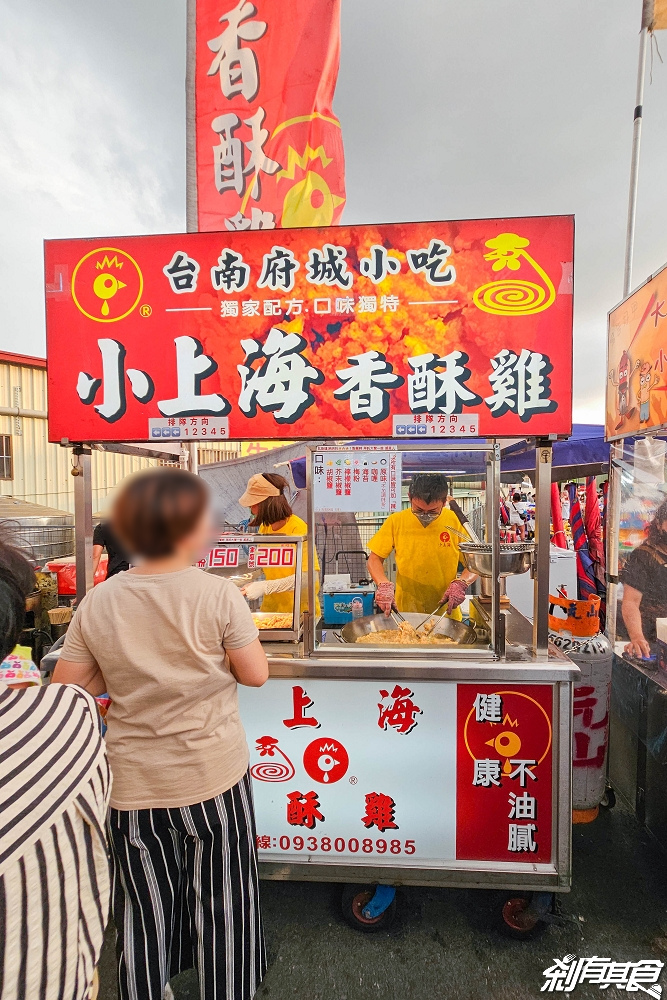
top-left (323, 590), bottom-right (375, 624)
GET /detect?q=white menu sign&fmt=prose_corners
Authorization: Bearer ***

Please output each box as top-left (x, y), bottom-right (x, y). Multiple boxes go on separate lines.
top-left (312, 449), bottom-right (402, 513)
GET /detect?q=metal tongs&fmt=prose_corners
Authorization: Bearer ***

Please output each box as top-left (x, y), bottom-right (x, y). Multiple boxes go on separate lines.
top-left (390, 604), bottom-right (450, 638)
top-left (415, 600), bottom-right (450, 637)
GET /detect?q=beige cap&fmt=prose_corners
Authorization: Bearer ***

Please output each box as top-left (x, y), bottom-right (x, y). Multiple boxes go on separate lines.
top-left (239, 473), bottom-right (282, 508)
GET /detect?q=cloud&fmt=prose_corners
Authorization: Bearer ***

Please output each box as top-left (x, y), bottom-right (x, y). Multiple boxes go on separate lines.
top-left (0, 0), bottom-right (184, 355)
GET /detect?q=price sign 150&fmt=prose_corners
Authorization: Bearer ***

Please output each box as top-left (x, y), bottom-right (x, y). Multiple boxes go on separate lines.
top-left (206, 547), bottom-right (240, 569)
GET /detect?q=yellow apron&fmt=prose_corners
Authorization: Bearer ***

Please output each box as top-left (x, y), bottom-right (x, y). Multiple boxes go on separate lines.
top-left (368, 508), bottom-right (463, 616)
top-left (259, 514), bottom-right (321, 616)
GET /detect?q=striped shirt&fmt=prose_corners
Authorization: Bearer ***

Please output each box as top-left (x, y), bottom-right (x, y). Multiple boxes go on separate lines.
top-left (0, 682), bottom-right (111, 1000)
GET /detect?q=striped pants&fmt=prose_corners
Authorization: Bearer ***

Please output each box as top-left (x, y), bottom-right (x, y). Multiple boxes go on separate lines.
top-left (108, 773), bottom-right (265, 1000)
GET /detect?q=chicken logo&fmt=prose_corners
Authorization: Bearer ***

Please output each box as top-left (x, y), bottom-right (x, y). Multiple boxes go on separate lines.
top-left (72, 247), bottom-right (143, 323)
top-left (302, 737), bottom-right (349, 784)
top-left (464, 690), bottom-right (552, 780)
top-left (277, 144), bottom-right (345, 228)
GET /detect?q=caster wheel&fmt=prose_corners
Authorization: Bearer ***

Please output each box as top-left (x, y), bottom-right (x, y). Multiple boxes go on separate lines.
top-left (600, 786), bottom-right (616, 809)
top-left (341, 884), bottom-right (396, 933)
top-left (499, 893), bottom-right (550, 940)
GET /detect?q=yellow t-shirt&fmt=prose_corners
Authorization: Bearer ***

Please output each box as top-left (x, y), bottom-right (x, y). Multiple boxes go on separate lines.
top-left (259, 514), bottom-right (321, 616)
top-left (368, 508), bottom-right (463, 615)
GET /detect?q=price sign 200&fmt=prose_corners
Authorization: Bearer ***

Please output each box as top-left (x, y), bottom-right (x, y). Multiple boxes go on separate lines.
top-left (247, 545), bottom-right (295, 570)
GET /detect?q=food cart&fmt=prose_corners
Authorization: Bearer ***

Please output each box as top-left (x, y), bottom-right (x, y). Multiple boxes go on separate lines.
top-left (605, 264), bottom-right (667, 852)
top-left (210, 440), bottom-right (579, 937)
top-left (44, 215), bottom-right (577, 933)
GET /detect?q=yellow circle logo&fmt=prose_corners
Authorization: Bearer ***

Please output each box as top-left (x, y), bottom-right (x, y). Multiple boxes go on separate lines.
top-left (72, 247), bottom-right (143, 323)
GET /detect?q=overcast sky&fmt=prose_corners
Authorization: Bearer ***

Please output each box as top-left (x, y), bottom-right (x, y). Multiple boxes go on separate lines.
top-left (2, 0), bottom-right (667, 422)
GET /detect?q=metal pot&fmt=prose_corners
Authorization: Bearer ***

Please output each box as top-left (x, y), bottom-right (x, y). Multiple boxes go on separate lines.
top-left (340, 612), bottom-right (475, 645)
top-left (459, 541), bottom-right (534, 578)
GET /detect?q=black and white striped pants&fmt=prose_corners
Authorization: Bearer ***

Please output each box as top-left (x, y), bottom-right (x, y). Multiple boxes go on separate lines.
top-left (108, 772), bottom-right (265, 1000)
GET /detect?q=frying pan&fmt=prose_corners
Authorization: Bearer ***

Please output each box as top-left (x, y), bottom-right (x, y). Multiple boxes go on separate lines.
top-left (340, 612), bottom-right (475, 645)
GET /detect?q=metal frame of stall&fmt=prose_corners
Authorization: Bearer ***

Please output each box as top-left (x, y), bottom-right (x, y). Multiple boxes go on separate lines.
top-left (238, 437), bottom-right (577, 907)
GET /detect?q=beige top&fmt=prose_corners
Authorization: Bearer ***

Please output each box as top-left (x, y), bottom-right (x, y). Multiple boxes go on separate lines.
top-left (62, 567), bottom-right (258, 810)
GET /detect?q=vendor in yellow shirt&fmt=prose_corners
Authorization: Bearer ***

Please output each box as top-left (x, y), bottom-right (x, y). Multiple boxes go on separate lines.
top-left (367, 474), bottom-right (477, 617)
top-left (238, 473), bottom-right (321, 616)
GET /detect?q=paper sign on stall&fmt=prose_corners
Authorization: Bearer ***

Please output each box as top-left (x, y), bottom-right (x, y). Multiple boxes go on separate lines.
top-left (312, 449), bottom-right (402, 513)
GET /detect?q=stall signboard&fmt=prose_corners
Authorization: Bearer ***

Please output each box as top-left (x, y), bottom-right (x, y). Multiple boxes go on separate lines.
top-left (193, 0), bottom-right (345, 233)
top-left (45, 216), bottom-right (574, 444)
top-left (312, 448), bottom-right (402, 513)
top-left (606, 261), bottom-right (667, 441)
top-left (238, 679), bottom-right (554, 868)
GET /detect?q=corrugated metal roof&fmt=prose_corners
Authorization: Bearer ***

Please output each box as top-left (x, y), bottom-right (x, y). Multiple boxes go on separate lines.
top-left (0, 351), bottom-right (47, 368)
top-left (0, 496), bottom-right (73, 522)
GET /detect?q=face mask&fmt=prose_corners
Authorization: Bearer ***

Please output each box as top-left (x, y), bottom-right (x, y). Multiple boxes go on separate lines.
top-left (413, 509), bottom-right (440, 527)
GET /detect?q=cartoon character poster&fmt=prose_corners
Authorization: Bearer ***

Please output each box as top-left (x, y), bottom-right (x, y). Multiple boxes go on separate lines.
top-left (606, 262), bottom-right (667, 441)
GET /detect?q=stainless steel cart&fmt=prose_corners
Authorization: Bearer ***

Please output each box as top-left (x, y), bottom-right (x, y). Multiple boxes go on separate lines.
top-left (215, 441), bottom-right (578, 936)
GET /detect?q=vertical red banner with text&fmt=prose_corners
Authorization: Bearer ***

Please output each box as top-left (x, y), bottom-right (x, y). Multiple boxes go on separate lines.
top-left (195, 0), bottom-right (346, 232)
top-left (456, 684), bottom-right (554, 863)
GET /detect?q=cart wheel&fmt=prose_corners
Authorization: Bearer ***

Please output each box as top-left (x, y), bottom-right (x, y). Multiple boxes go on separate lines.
top-left (600, 785), bottom-right (616, 809)
top-left (499, 893), bottom-right (550, 940)
top-left (341, 884), bottom-right (396, 933)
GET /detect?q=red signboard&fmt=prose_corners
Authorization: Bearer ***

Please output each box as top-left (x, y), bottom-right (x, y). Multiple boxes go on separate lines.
top-left (194, 0), bottom-right (345, 232)
top-left (456, 684), bottom-right (554, 863)
top-left (44, 216), bottom-right (574, 443)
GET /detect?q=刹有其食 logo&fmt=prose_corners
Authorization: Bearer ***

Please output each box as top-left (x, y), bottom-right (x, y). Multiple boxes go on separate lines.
top-left (71, 247), bottom-right (143, 323)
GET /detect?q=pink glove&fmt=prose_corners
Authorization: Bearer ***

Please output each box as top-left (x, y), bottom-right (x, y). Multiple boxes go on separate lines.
top-left (442, 578), bottom-right (468, 613)
top-left (375, 581), bottom-right (395, 615)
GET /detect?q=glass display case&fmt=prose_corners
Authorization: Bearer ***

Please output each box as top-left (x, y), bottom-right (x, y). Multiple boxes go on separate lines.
top-left (306, 442), bottom-right (539, 661)
top-left (202, 533), bottom-right (304, 643)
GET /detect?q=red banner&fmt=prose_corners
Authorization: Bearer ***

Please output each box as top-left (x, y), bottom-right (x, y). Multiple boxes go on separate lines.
top-left (44, 216), bottom-right (574, 443)
top-left (456, 684), bottom-right (554, 863)
top-left (194, 0), bottom-right (345, 232)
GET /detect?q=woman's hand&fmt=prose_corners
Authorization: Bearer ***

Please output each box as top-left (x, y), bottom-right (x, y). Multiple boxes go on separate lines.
top-left (625, 637), bottom-right (652, 659)
top-left (622, 585), bottom-right (651, 659)
top-left (241, 580), bottom-right (269, 601)
top-left (52, 657), bottom-right (107, 695)
top-left (228, 638), bottom-right (269, 687)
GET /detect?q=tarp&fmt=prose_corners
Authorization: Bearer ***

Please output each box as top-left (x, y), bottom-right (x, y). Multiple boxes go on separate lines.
top-left (290, 426), bottom-right (612, 489)
top-left (289, 442), bottom-right (490, 489)
top-left (199, 441), bottom-right (308, 526)
top-left (501, 424), bottom-right (609, 482)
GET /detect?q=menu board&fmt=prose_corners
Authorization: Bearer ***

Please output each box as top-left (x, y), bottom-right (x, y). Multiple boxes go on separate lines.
top-left (312, 448), bottom-right (402, 513)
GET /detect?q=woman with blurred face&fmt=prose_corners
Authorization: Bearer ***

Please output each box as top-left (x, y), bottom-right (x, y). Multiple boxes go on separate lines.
top-left (54, 468), bottom-right (268, 1000)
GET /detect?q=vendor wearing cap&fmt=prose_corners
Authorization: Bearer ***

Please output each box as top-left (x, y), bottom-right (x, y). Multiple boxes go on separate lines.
top-left (239, 473), bottom-right (321, 617)
top-left (367, 474), bottom-right (477, 617)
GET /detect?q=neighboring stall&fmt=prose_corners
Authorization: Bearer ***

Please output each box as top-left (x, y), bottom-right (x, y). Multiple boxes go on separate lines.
top-left (44, 215), bottom-right (577, 933)
top-left (605, 262), bottom-right (667, 851)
